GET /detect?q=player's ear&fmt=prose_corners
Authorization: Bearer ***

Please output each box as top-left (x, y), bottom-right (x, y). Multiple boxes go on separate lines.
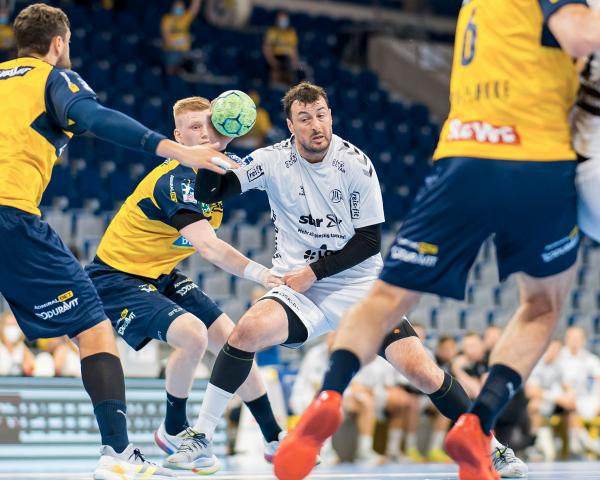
top-left (174, 128), bottom-right (182, 143)
top-left (286, 118), bottom-right (294, 135)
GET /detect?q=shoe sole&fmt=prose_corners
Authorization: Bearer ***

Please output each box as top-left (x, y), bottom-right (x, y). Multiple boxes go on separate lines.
top-left (445, 436), bottom-right (497, 480)
top-left (154, 430), bottom-right (178, 455)
top-left (273, 400), bottom-right (342, 480)
top-left (163, 458), bottom-right (220, 475)
top-left (94, 468), bottom-right (175, 480)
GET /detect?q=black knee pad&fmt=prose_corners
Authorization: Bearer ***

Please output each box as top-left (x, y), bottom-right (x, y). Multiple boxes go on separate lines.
top-left (377, 317), bottom-right (418, 359)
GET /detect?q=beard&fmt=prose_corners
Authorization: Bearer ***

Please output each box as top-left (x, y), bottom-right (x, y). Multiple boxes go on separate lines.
top-left (298, 133), bottom-right (331, 156)
top-left (56, 51), bottom-right (71, 70)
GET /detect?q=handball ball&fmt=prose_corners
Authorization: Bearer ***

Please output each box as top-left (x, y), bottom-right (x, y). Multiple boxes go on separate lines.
top-left (211, 90), bottom-right (257, 138)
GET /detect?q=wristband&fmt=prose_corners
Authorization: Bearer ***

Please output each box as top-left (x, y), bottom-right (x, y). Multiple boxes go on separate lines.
top-left (243, 260), bottom-right (269, 284)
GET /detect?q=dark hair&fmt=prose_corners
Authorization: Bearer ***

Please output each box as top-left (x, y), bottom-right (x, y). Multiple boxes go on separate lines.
top-left (14, 3), bottom-right (70, 58)
top-left (282, 81), bottom-right (329, 119)
top-left (438, 335), bottom-right (456, 345)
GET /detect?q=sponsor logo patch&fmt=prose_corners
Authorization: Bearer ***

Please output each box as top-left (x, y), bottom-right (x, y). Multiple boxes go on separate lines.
top-left (0, 66), bottom-right (33, 80)
top-left (247, 165), bottom-right (264, 182)
top-left (446, 118), bottom-right (520, 145)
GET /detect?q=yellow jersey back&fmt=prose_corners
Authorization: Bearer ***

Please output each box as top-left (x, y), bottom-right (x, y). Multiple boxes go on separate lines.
top-left (96, 160), bottom-right (224, 279)
top-left (434, 0), bottom-right (584, 162)
top-left (0, 57), bottom-right (96, 215)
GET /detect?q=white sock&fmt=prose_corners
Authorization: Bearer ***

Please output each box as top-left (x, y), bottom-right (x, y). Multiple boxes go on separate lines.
top-left (193, 383), bottom-right (234, 439)
top-left (406, 432), bottom-right (418, 450)
top-left (569, 429), bottom-right (583, 454)
top-left (358, 434), bottom-right (373, 456)
top-left (430, 430), bottom-right (445, 451)
top-left (490, 435), bottom-right (503, 453)
top-left (386, 428), bottom-right (404, 457)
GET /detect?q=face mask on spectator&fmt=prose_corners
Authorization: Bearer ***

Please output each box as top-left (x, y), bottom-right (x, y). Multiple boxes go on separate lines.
top-left (277, 17), bottom-right (289, 28)
top-left (173, 6), bottom-right (185, 16)
top-left (4, 325), bottom-right (21, 344)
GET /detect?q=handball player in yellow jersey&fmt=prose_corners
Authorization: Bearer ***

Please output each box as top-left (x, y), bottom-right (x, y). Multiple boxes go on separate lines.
top-left (0, 4), bottom-right (230, 479)
top-left (274, 2), bottom-right (600, 480)
top-left (86, 96), bottom-right (285, 474)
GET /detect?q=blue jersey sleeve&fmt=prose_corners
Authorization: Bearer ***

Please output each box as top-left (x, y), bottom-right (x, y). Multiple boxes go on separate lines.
top-left (45, 68), bottom-right (97, 129)
top-left (153, 166), bottom-right (211, 225)
top-left (538, 0), bottom-right (587, 22)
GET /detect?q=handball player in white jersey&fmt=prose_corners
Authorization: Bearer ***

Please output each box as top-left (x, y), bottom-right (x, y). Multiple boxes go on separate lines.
top-left (574, 0), bottom-right (600, 242)
top-left (165, 82), bottom-right (525, 477)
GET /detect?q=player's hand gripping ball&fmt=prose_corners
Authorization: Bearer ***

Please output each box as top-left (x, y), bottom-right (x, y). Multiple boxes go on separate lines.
top-left (211, 90), bottom-right (257, 138)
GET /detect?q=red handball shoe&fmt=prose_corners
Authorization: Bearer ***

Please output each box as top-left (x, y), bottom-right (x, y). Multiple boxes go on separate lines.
top-left (444, 413), bottom-right (500, 480)
top-left (273, 391), bottom-right (343, 480)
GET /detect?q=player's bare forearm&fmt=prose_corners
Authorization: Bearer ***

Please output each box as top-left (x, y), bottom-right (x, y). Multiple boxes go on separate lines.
top-left (156, 139), bottom-right (235, 173)
top-left (549, 4), bottom-right (600, 57)
top-left (199, 236), bottom-right (251, 279)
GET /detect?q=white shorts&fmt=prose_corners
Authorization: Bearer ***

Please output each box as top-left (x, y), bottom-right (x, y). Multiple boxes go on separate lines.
top-left (576, 157), bottom-right (600, 242)
top-left (262, 277), bottom-right (375, 347)
top-left (576, 395), bottom-right (600, 421)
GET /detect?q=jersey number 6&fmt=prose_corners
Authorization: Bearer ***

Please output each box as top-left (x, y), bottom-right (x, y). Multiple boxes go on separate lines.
top-left (461, 9), bottom-right (477, 66)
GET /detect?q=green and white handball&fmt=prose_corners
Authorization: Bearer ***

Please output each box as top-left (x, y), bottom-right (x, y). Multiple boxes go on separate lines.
top-left (211, 90), bottom-right (257, 138)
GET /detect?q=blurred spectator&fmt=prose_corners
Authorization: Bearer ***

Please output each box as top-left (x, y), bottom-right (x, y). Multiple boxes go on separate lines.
top-left (53, 337), bottom-right (81, 377)
top-left (526, 339), bottom-right (567, 461)
top-left (0, 311), bottom-right (34, 376)
top-left (232, 90), bottom-right (274, 150)
top-left (161, 0), bottom-right (201, 75)
top-left (483, 324), bottom-right (502, 357)
top-left (345, 359), bottom-right (382, 463)
top-left (263, 11), bottom-right (299, 86)
top-left (0, 4), bottom-right (14, 63)
top-left (558, 326), bottom-right (600, 455)
top-left (452, 331), bottom-right (487, 398)
top-left (426, 335), bottom-right (459, 462)
top-left (435, 335), bottom-right (457, 373)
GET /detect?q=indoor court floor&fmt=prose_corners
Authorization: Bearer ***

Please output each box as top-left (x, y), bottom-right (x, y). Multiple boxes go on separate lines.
top-left (1, 457), bottom-right (599, 479)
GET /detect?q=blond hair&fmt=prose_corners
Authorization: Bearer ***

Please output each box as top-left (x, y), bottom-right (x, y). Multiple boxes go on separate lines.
top-left (173, 96), bottom-right (211, 125)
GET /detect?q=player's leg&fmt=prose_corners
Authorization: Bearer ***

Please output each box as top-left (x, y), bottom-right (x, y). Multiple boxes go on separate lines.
top-left (446, 159), bottom-right (578, 480)
top-left (168, 285), bottom-right (324, 470)
top-left (380, 320), bottom-right (527, 476)
top-left (163, 313), bottom-right (208, 433)
top-left (166, 298), bottom-right (290, 469)
top-left (273, 158), bottom-right (495, 480)
top-left (0, 211), bottom-right (173, 479)
top-left (86, 262), bottom-right (204, 465)
top-left (205, 313), bottom-right (284, 456)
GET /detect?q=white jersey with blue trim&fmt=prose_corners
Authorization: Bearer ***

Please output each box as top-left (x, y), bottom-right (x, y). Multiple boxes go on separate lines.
top-left (234, 134), bottom-right (385, 283)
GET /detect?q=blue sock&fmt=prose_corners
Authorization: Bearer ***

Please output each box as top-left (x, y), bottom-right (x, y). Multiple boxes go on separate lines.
top-left (165, 392), bottom-right (189, 436)
top-left (245, 393), bottom-right (282, 443)
top-left (470, 364), bottom-right (522, 435)
top-left (94, 400), bottom-right (129, 453)
top-left (320, 349), bottom-right (361, 395)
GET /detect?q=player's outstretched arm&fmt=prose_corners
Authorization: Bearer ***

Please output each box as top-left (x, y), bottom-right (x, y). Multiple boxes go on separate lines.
top-left (67, 98), bottom-right (234, 173)
top-left (180, 219), bottom-right (282, 288)
top-left (549, 4), bottom-right (600, 57)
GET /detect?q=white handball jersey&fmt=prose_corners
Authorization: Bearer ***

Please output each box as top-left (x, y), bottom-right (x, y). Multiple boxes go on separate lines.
top-left (572, 53), bottom-right (600, 158)
top-left (233, 134), bottom-right (385, 282)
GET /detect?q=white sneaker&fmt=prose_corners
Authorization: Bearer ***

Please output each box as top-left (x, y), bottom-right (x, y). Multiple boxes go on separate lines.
top-left (492, 446), bottom-right (529, 478)
top-left (164, 428), bottom-right (220, 474)
top-left (94, 444), bottom-right (176, 479)
top-left (154, 422), bottom-right (187, 455)
top-left (264, 431), bottom-right (287, 463)
top-left (263, 430), bottom-right (322, 466)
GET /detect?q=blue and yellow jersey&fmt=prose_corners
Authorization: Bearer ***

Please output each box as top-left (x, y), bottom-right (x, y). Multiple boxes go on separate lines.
top-left (434, 0), bottom-right (585, 162)
top-left (96, 160), bottom-right (223, 279)
top-left (0, 57), bottom-right (96, 215)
